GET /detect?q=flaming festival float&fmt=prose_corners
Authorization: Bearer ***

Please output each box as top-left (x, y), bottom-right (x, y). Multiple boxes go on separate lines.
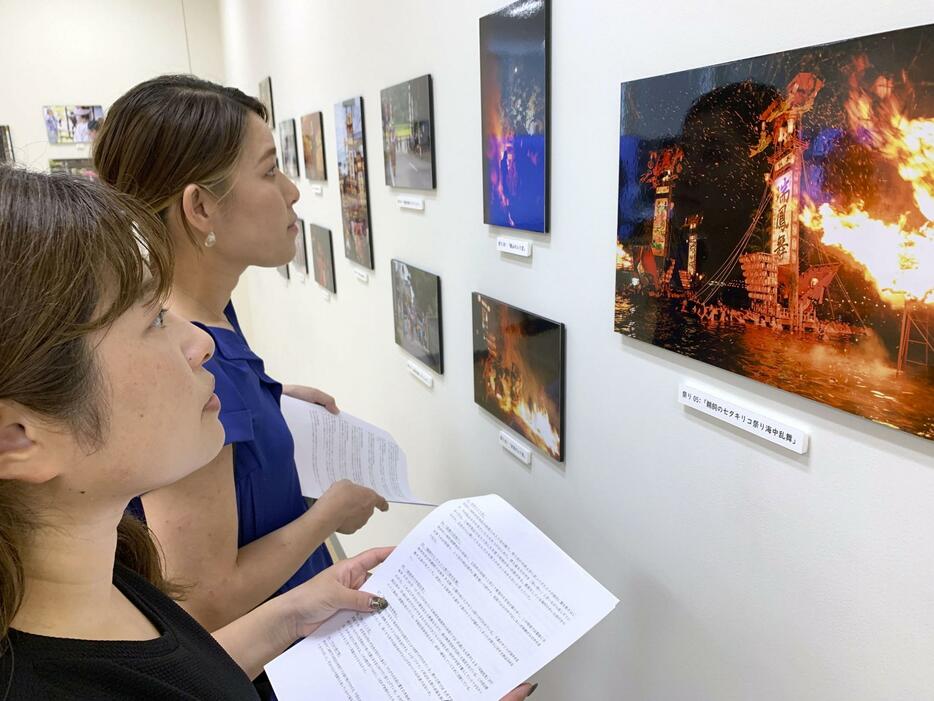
top-left (615, 24), bottom-right (933, 440)
top-left (472, 293), bottom-right (565, 461)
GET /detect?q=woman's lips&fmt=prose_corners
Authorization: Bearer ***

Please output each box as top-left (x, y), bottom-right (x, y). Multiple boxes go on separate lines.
top-left (203, 393), bottom-right (221, 412)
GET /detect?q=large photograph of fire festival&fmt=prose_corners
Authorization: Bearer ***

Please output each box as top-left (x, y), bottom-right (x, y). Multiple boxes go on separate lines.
top-left (615, 23), bottom-right (932, 441)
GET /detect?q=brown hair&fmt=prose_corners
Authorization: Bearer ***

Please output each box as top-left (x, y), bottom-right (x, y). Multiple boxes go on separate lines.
top-left (93, 74), bottom-right (266, 246)
top-left (0, 165), bottom-right (177, 646)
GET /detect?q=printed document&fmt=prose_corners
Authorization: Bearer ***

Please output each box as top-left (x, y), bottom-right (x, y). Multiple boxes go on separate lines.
top-left (266, 494), bottom-right (618, 701)
top-left (281, 395), bottom-right (432, 506)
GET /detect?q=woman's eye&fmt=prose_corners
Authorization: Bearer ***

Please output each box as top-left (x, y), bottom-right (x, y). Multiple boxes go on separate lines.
top-left (266, 166), bottom-right (278, 177)
top-left (151, 309), bottom-right (168, 329)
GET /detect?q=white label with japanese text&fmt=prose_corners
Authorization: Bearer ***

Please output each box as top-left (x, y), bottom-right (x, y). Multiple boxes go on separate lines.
top-left (353, 269), bottom-right (369, 284)
top-left (397, 195), bottom-right (425, 211)
top-left (678, 383), bottom-right (808, 454)
top-left (407, 360), bottom-right (434, 388)
top-left (499, 431), bottom-right (532, 464)
top-left (496, 236), bottom-right (532, 257)
top-left (311, 184), bottom-right (323, 195)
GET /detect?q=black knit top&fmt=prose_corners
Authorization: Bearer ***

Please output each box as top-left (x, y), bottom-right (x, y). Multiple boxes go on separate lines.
top-left (0, 564), bottom-right (259, 700)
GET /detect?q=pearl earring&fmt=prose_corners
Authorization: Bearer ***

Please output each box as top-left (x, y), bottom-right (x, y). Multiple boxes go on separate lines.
top-left (205, 232), bottom-right (216, 248)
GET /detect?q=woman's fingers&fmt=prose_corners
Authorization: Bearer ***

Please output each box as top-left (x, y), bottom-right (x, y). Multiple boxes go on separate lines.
top-left (349, 546), bottom-right (395, 572)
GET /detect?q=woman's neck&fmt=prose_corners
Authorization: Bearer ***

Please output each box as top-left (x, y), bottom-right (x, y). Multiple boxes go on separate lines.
top-left (13, 502), bottom-right (157, 640)
top-left (170, 237), bottom-right (245, 327)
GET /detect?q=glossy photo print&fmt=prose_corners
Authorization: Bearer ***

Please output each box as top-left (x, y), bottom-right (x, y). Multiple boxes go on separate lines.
top-left (259, 77), bottom-right (275, 128)
top-left (391, 260), bottom-right (443, 373)
top-left (480, 0), bottom-right (549, 233)
top-left (0, 126), bottom-right (12, 163)
top-left (301, 111), bottom-right (327, 181)
top-left (43, 105), bottom-right (104, 144)
top-left (279, 118), bottom-right (300, 179)
top-left (335, 96), bottom-right (374, 269)
top-left (614, 23), bottom-right (933, 441)
top-left (290, 219), bottom-right (308, 280)
top-left (309, 224), bottom-right (336, 293)
top-left (48, 158), bottom-right (97, 181)
top-left (472, 293), bottom-right (565, 460)
top-left (380, 74), bottom-right (436, 189)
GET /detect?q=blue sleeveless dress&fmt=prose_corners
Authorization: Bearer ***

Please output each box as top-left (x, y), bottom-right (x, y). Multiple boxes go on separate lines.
top-left (130, 303), bottom-right (332, 597)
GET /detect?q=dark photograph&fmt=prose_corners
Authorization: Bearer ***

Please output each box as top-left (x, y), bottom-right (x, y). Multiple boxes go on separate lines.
top-left (480, 0), bottom-right (549, 232)
top-left (309, 223), bottom-right (336, 293)
top-left (391, 260), bottom-right (443, 373)
top-left (472, 293), bottom-right (565, 460)
top-left (614, 23), bottom-right (933, 441)
top-left (280, 118), bottom-right (300, 179)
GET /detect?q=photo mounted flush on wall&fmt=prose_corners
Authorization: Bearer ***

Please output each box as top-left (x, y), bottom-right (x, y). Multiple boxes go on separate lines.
top-left (308, 224), bottom-right (336, 294)
top-left (279, 118), bottom-right (300, 179)
top-left (472, 293), bottom-right (565, 461)
top-left (391, 260), bottom-right (443, 374)
top-left (43, 105), bottom-right (104, 144)
top-left (290, 218), bottom-right (308, 280)
top-left (0, 126), bottom-right (13, 163)
top-left (614, 23), bottom-right (933, 442)
top-left (335, 96), bottom-right (374, 269)
top-left (258, 76), bottom-right (275, 128)
top-left (480, 0), bottom-right (549, 233)
top-left (380, 74), bottom-right (436, 190)
top-left (49, 158), bottom-right (97, 181)
top-left (301, 111), bottom-right (327, 181)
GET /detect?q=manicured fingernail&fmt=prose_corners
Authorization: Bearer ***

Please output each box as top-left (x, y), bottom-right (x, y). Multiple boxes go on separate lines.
top-left (369, 596), bottom-right (389, 611)
top-left (527, 683), bottom-right (539, 697)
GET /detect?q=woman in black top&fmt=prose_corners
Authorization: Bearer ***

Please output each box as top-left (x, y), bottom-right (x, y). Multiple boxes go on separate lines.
top-left (0, 166), bottom-right (393, 700)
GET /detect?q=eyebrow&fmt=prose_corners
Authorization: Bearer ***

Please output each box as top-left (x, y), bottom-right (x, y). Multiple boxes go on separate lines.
top-left (258, 147), bottom-right (277, 164)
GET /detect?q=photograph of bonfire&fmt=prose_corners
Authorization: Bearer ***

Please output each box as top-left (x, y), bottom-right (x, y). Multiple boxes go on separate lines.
top-left (335, 96), bottom-right (373, 269)
top-left (480, 0), bottom-right (549, 233)
top-left (472, 293), bottom-right (565, 460)
top-left (615, 24), bottom-right (932, 441)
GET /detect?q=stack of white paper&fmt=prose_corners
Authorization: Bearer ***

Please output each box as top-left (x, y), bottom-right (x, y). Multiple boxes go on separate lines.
top-left (266, 494), bottom-right (618, 701)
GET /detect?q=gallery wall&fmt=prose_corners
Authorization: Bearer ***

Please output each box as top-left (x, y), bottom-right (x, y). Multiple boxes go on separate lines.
top-left (220, 2), bottom-right (934, 699)
top-left (0, 0), bottom-right (224, 172)
top-left (222, 0), bottom-right (934, 701)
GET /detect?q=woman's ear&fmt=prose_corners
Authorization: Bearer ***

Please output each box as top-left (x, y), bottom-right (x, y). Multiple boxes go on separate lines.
top-left (0, 404), bottom-right (62, 484)
top-left (180, 184), bottom-right (220, 237)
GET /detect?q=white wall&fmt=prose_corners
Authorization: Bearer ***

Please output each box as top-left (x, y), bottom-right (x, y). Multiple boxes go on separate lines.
top-left (221, 2), bottom-right (934, 700)
top-left (0, 0), bottom-right (224, 171)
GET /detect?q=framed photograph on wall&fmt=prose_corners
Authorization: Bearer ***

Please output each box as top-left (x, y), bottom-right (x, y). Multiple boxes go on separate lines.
top-left (0, 126), bottom-right (13, 163)
top-left (43, 105), bottom-right (104, 144)
top-left (614, 22), bottom-right (933, 442)
top-left (258, 76), bottom-right (275, 128)
top-left (472, 293), bottom-right (565, 461)
top-left (480, 0), bottom-right (549, 233)
top-left (308, 224), bottom-right (336, 293)
top-left (301, 111), bottom-right (327, 181)
top-left (279, 118), bottom-right (300, 179)
top-left (391, 260), bottom-right (443, 373)
top-left (335, 96), bottom-right (374, 269)
top-left (380, 74), bottom-right (436, 189)
top-left (290, 218), bottom-right (309, 280)
top-left (49, 158), bottom-right (98, 180)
